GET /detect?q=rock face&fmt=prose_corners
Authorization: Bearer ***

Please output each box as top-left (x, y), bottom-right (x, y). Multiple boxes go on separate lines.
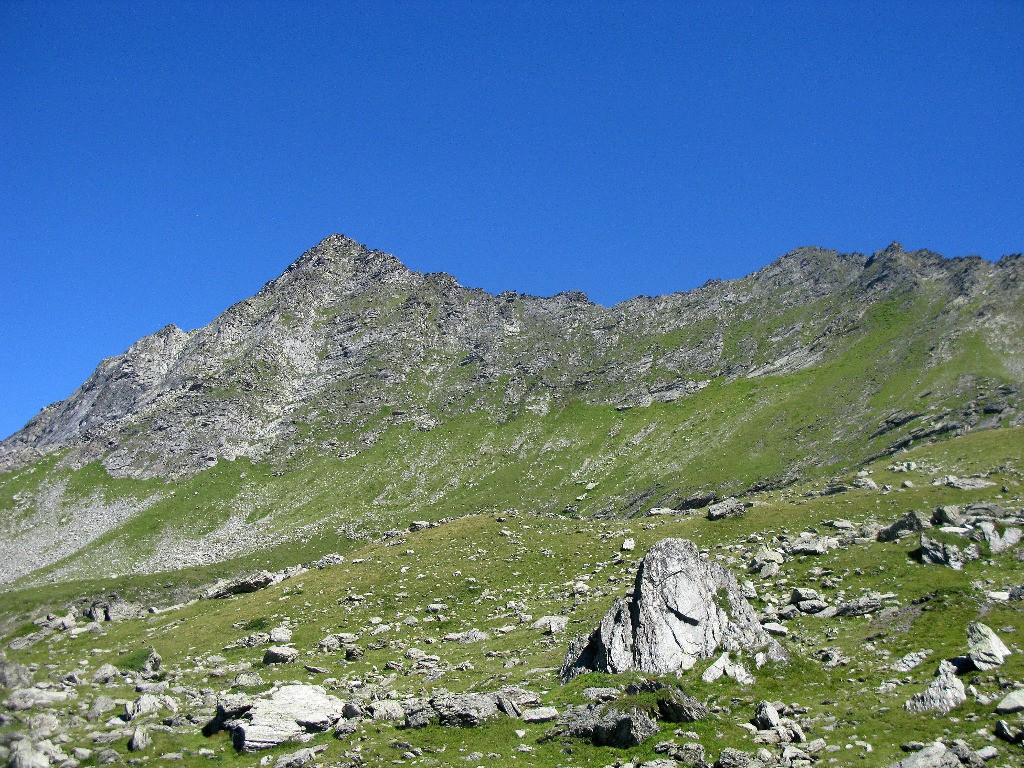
top-left (229, 684), bottom-right (345, 751)
top-left (561, 538), bottom-right (785, 680)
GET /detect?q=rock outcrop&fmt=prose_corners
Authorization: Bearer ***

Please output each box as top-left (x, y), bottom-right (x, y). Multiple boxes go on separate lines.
top-left (904, 661), bottom-right (966, 714)
top-left (561, 538), bottom-right (786, 680)
top-left (227, 685), bottom-right (345, 751)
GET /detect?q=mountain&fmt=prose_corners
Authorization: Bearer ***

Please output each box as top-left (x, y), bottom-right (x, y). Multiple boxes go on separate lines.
top-left (2, 235), bottom-right (1024, 768)
top-left (0, 236), bottom-right (1021, 585)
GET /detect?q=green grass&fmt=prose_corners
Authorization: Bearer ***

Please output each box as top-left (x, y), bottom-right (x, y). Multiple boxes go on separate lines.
top-left (0, 427), bottom-right (1021, 766)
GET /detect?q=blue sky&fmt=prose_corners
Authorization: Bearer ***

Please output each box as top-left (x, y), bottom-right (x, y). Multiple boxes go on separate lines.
top-left (1, 1), bottom-right (1022, 440)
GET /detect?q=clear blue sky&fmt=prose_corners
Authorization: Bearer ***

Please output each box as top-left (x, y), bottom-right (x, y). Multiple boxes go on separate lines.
top-left (1, 1), bottom-right (1022, 440)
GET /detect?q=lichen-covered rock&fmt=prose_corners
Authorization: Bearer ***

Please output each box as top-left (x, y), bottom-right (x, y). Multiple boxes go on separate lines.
top-left (878, 511), bottom-right (931, 542)
top-left (904, 661), bottom-right (965, 714)
top-left (967, 621), bottom-right (1011, 670)
top-left (0, 662), bottom-right (33, 689)
top-left (561, 539), bottom-right (785, 680)
top-left (882, 742), bottom-right (961, 768)
top-left (229, 684), bottom-right (345, 751)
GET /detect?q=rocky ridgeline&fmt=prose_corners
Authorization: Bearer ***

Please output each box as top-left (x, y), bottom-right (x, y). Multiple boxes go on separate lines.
top-left (1, 238), bottom-right (1020, 482)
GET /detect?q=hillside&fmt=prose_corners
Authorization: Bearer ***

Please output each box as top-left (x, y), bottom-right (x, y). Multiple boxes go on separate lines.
top-left (1, 426), bottom-right (1023, 768)
top-left (0, 236), bottom-right (1021, 586)
top-left (2, 236), bottom-right (1024, 768)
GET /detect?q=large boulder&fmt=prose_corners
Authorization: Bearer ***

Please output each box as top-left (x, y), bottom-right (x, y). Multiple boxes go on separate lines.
top-left (917, 536), bottom-right (965, 570)
top-left (967, 622), bottom-right (1011, 670)
top-left (882, 742), bottom-right (961, 768)
top-left (555, 704), bottom-right (659, 748)
top-left (707, 498), bottom-right (746, 521)
top-left (904, 661), bottom-right (965, 714)
top-left (229, 685), bottom-right (345, 751)
top-left (8, 741), bottom-right (49, 768)
top-left (878, 511), bottom-right (931, 542)
top-left (561, 539), bottom-right (785, 680)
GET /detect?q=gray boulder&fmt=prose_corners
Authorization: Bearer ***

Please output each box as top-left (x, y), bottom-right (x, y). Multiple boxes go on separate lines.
top-left (263, 646), bottom-right (299, 665)
top-left (752, 700), bottom-right (780, 730)
top-left (229, 684), bottom-right (345, 751)
top-left (127, 728), bottom-right (151, 752)
top-left (556, 704), bottom-right (658, 748)
top-left (8, 741), bottom-right (49, 768)
top-left (932, 506), bottom-right (963, 526)
top-left (205, 571), bottom-right (280, 599)
top-left (707, 498), bottom-right (746, 521)
top-left (0, 662), bottom-right (33, 689)
top-left (431, 692), bottom-right (500, 727)
top-left (593, 707), bottom-right (659, 747)
top-left (5, 688), bottom-right (70, 711)
top-left (904, 661), bottom-right (965, 714)
top-left (561, 538), bottom-right (785, 680)
top-left (836, 594), bottom-right (883, 616)
top-left (878, 511), bottom-right (931, 542)
top-left (521, 706), bottom-right (559, 723)
top-left (917, 535), bottom-right (965, 570)
top-left (995, 689), bottom-right (1024, 714)
top-left (976, 522), bottom-right (1023, 554)
top-left (715, 748), bottom-right (755, 768)
top-left (125, 693), bottom-right (162, 720)
top-left (883, 742), bottom-right (961, 768)
top-left (91, 664), bottom-right (119, 684)
top-left (367, 700), bottom-right (404, 722)
top-left (967, 622), bottom-right (1011, 670)
top-left (273, 746), bottom-right (326, 768)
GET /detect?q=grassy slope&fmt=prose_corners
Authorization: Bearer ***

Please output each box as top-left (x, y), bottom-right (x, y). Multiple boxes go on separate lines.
top-left (1, 427), bottom-right (1022, 767)
top-left (2, 288), bottom-right (1013, 592)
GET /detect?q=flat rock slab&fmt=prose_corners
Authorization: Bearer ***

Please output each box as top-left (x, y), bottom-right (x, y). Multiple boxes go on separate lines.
top-left (231, 685), bottom-right (345, 751)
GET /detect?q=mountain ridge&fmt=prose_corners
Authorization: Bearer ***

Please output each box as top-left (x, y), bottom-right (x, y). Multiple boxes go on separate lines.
top-left (2, 235), bottom-right (1020, 479)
